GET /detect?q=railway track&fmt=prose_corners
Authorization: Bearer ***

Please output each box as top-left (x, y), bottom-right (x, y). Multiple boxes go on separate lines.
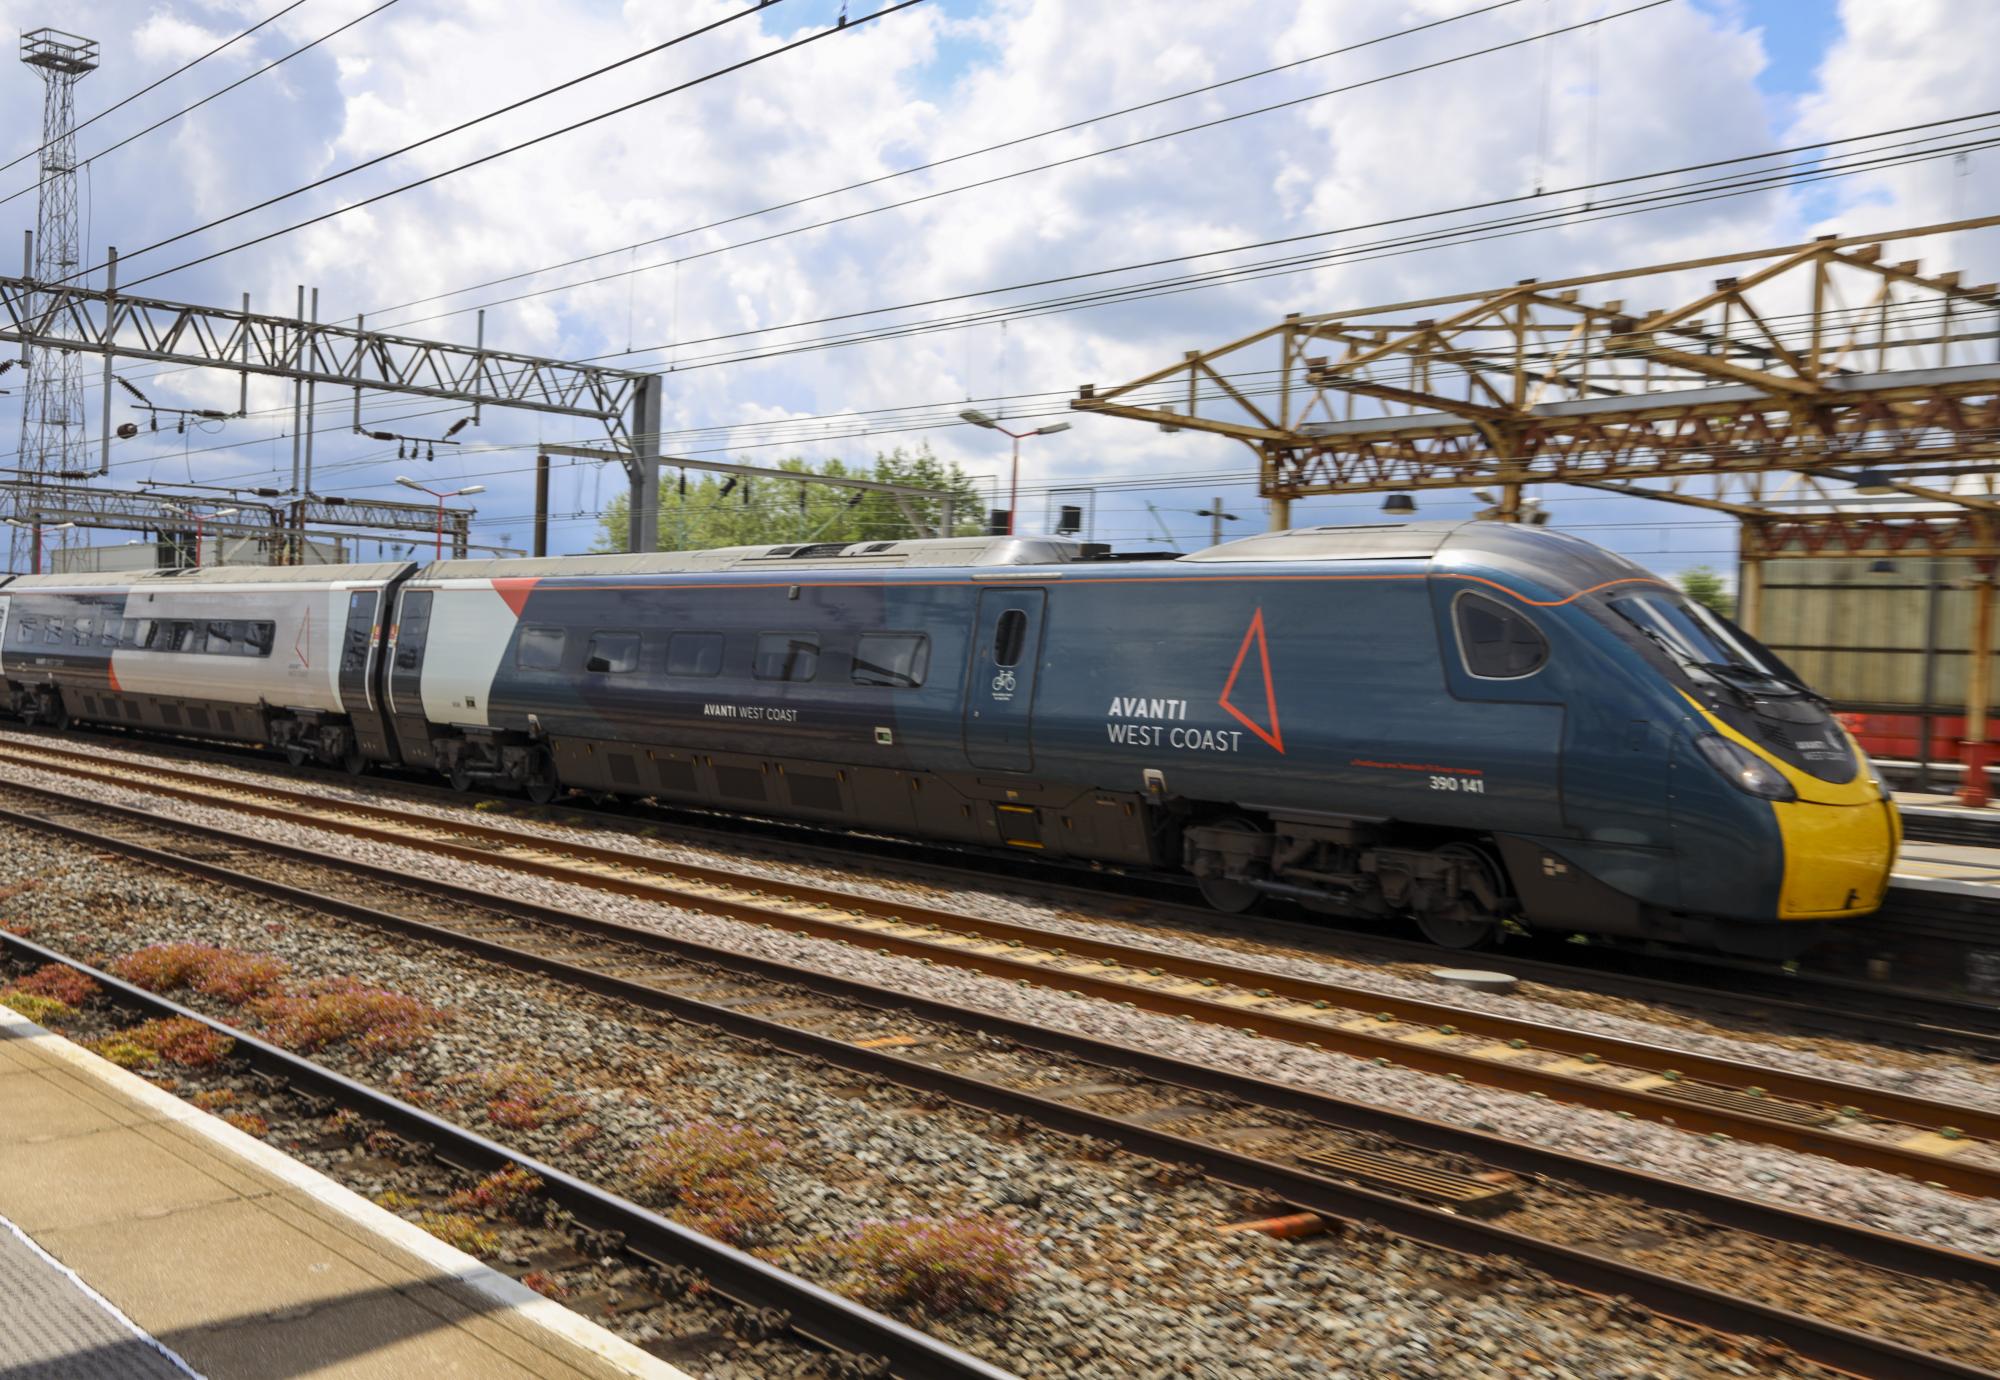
top-left (4, 734), bottom-right (1998, 1200)
top-left (0, 931), bottom-right (1012, 1380)
top-left (1, 772), bottom-right (1998, 1377)
top-left (12, 722), bottom-right (1999, 1062)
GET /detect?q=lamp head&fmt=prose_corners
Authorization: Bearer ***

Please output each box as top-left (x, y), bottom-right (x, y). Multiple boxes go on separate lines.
top-left (456, 485), bottom-right (486, 497)
top-left (1381, 492), bottom-right (1418, 515)
top-left (1034, 422), bottom-right (1071, 436)
top-left (958, 409), bottom-right (997, 429)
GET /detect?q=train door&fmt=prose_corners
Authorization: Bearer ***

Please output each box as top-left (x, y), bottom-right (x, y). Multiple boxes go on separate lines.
top-left (964, 589), bottom-right (1045, 771)
top-left (338, 589), bottom-right (396, 762)
top-left (385, 588), bottom-right (437, 766)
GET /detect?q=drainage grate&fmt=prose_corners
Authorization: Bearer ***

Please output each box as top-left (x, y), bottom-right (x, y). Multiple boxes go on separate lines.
top-left (1293, 1145), bottom-right (1520, 1210)
top-left (1652, 1081), bottom-right (1838, 1126)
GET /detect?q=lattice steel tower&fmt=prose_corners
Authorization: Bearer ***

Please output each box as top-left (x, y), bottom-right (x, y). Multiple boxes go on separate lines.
top-left (14, 29), bottom-right (97, 571)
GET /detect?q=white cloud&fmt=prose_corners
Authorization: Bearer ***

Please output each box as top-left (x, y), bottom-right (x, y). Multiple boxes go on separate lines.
top-left (4, 0), bottom-right (1993, 566)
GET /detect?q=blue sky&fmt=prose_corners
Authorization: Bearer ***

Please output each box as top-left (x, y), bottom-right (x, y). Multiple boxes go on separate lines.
top-left (1, 0), bottom-right (1992, 576)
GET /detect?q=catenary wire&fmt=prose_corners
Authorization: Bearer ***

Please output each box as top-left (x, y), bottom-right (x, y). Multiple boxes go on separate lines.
top-left (0, 0), bottom-right (310, 180)
top-left (381, 0), bottom-right (1672, 332)
top-left (599, 127), bottom-right (2000, 371)
top-left (368, 0), bottom-right (1535, 321)
top-left (101, 0), bottom-right (933, 292)
top-left (55, 106), bottom-right (1992, 414)
top-left (62, 0), bottom-right (789, 287)
top-left (0, 1), bottom-right (404, 215)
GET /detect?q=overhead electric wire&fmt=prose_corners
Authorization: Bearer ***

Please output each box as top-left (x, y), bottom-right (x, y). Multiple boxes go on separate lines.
top-left (381, 0), bottom-right (1671, 332)
top-left (54, 268), bottom-right (1980, 490)
top-left (370, 0), bottom-right (1535, 321)
top-left (59, 103), bottom-right (1995, 427)
top-left (595, 122), bottom-right (2000, 371)
top-left (0, 0), bottom-right (403, 214)
top-left (104, 0), bottom-right (932, 292)
top-left (70, 0), bottom-right (790, 290)
top-left (0, 0), bottom-right (310, 179)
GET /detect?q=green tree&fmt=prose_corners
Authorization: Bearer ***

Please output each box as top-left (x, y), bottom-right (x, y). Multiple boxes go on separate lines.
top-left (592, 445), bottom-right (985, 554)
top-left (1677, 564), bottom-right (1736, 619)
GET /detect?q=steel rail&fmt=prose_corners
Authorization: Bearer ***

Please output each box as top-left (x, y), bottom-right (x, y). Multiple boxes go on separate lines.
top-left (18, 724), bottom-right (2000, 1057)
top-left (4, 740), bottom-right (1995, 1197)
top-left (0, 927), bottom-right (1017, 1380)
top-left (3, 782), bottom-right (1999, 1326)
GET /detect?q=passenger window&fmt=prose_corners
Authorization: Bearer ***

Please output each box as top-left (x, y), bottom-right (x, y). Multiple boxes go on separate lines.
top-left (852, 633), bottom-right (930, 688)
top-left (245, 622), bottom-right (276, 658)
top-left (167, 622), bottom-right (194, 652)
top-left (12, 615), bottom-right (33, 644)
top-left (73, 616), bottom-right (92, 646)
top-left (585, 631), bottom-right (640, 674)
top-left (43, 617), bottom-right (62, 645)
top-left (206, 621), bottom-right (235, 655)
top-left (1455, 593), bottom-right (1548, 679)
top-left (99, 619), bottom-right (119, 649)
top-left (667, 632), bottom-right (723, 678)
top-left (992, 609), bottom-right (1027, 667)
top-left (132, 619), bottom-right (153, 649)
top-left (754, 632), bottom-right (819, 682)
top-left (517, 625), bottom-right (566, 671)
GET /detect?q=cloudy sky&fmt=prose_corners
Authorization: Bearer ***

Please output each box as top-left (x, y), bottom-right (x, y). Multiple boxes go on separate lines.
top-left (1, 0), bottom-right (1994, 572)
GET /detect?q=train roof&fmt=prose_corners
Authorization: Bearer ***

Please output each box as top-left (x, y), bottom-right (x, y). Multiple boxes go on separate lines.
top-left (2, 560), bottom-right (417, 589)
top-left (417, 535), bottom-right (1111, 579)
top-left (1178, 521), bottom-right (1465, 562)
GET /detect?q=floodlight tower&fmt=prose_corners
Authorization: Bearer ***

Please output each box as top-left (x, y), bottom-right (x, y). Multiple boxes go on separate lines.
top-left (13, 28), bottom-right (98, 573)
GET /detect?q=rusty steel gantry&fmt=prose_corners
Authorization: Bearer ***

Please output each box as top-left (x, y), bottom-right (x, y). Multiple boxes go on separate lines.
top-left (1074, 216), bottom-right (2000, 801)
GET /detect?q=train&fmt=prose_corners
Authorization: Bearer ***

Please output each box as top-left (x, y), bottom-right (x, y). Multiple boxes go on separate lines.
top-left (0, 520), bottom-right (1899, 958)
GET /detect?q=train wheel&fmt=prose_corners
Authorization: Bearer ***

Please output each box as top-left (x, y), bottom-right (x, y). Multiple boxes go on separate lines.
top-left (1198, 876), bottom-right (1263, 913)
top-left (522, 749), bottom-right (560, 805)
top-left (447, 761), bottom-right (474, 793)
top-left (340, 746), bottom-right (369, 776)
top-left (1414, 843), bottom-right (1505, 951)
top-left (282, 743), bottom-right (310, 769)
top-left (1193, 817), bottom-right (1266, 913)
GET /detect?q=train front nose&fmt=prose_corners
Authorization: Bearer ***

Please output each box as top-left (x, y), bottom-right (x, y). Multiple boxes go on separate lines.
top-left (1770, 785), bottom-right (1899, 919)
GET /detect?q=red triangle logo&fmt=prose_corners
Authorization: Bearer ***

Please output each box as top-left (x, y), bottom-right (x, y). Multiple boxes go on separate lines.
top-left (491, 577), bottom-right (540, 618)
top-left (1219, 608), bottom-right (1283, 754)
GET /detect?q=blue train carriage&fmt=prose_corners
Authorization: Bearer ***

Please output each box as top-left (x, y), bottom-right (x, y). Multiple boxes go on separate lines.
top-left (386, 520), bottom-right (1896, 958)
top-left (0, 561), bottom-right (417, 768)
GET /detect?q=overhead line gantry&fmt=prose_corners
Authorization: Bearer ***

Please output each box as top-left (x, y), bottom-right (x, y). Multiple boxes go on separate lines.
top-left (1075, 215), bottom-right (2000, 800)
top-left (0, 253), bottom-right (663, 559)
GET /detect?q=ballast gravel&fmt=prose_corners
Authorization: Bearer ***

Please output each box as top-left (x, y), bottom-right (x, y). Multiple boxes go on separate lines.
top-left (0, 818), bottom-right (1833, 1380)
top-left (35, 729), bottom-right (1996, 1111)
top-left (5, 752), bottom-right (1997, 1266)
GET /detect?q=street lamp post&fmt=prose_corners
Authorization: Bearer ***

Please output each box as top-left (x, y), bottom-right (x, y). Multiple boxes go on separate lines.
top-left (959, 410), bottom-right (1070, 536)
top-left (159, 504), bottom-right (238, 569)
top-left (4, 518), bottom-right (76, 575)
top-left (396, 477), bottom-right (486, 559)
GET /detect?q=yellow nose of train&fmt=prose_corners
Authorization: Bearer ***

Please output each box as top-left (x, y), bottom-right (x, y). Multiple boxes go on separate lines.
top-left (1700, 708), bottom-right (1899, 920)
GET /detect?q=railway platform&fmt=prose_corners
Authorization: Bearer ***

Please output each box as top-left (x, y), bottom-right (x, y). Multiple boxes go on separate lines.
top-left (1895, 787), bottom-right (2000, 846)
top-left (0, 1007), bottom-right (688, 1380)
top-left (1893, 837), bottom-right (2000, 895)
